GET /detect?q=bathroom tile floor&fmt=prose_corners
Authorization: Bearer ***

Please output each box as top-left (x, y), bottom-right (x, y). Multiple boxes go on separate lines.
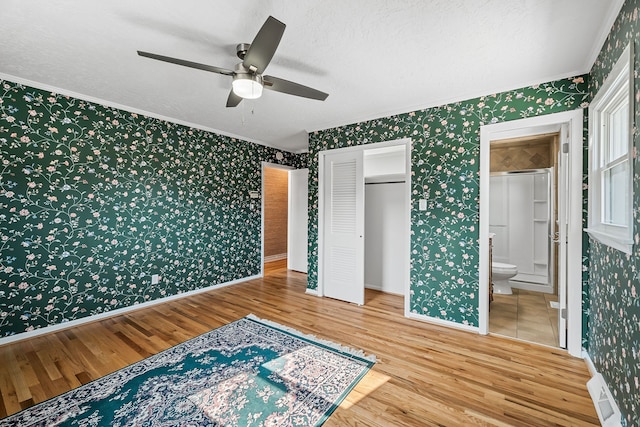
top-left (489, 288), bottom-right (559, 347)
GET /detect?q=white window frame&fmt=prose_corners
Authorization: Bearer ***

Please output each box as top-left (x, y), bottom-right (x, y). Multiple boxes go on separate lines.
top-left (586, 43), bottom-right (634, 254)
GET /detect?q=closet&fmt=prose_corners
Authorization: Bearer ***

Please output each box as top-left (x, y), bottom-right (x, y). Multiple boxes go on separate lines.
top-left (363, 147), bottom-right (406, 295)
top-left (320, 141), bottom-right (409, 305)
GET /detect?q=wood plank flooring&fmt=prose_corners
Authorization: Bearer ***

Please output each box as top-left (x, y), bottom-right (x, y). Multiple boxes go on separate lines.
top-left (0, 263), bottom-right (598, 426)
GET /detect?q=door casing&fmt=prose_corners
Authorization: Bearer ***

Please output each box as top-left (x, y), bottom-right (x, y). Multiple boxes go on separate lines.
top-left (479, 109), bottom-right (583, 357)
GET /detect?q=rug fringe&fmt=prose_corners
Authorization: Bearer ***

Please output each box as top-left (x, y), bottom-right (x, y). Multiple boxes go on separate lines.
top-left (245, 314), bottom-right (377, 363)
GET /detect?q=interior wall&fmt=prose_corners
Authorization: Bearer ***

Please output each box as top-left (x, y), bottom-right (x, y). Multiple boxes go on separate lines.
top-left (586, 0), bottom-right (640, 423)
top-left (364, 182), bottom-right (405, 295)
top-left (0, 79), bottom-right (305, 338)
top-left (263, 167), bottom-right (288, 259)
top-left (308, 76), bottom-right (588, 329)
top-left (363, 147), bottom-right (406, 176)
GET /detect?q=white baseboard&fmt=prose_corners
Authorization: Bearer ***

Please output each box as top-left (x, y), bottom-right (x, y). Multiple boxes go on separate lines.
top-left (583, 350), bottom-right (598, 376)
top-left (264, 253), bottom-right (287, 262)
top-left (0, 275), bottom-right (260, 347)
top-left (364, 283), bottom-right (404, 295)
top-left (305, 288), bottom-right (319, 296)
top-left (405, 312), bottom-right (479, 333)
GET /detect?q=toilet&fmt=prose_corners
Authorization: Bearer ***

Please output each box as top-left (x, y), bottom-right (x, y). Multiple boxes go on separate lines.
top-left (492, 262), bottom-right (518, 295)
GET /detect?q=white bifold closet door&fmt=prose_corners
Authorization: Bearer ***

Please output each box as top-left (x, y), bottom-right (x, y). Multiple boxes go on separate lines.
top-left (323, 150), bottom-right (364, 305)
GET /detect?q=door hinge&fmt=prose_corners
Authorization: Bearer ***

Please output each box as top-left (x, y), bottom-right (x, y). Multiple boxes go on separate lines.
top-left (561, 308), bottom-right (567, 320)
top-left (562, 142), bottom-right (569, 153)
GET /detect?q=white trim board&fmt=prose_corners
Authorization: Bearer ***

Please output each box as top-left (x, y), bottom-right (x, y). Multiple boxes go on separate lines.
top-left (479, 109), bottom-right (584, 357)
top-left (406, 312), bottom-right (479, 334)
top-left (583, 350), bottom-right (598, 377)
top-left (0, 275), bottom-right (259, 347)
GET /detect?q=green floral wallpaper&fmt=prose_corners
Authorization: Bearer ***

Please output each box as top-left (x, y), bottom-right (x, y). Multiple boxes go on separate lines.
top-left (308, 77), bottom-right (588, 328)
top-left (587, 0), bottom-right (640, 424)
top-left (0, 79), bottom-right (304, 337)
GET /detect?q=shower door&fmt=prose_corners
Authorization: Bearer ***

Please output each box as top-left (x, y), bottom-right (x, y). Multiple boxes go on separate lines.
top-left (489, 169), bottom-right (552, 292)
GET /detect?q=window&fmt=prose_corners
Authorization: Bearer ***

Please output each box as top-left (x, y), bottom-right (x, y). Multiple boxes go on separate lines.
top-left (587, 43), bottom-right (634, 254)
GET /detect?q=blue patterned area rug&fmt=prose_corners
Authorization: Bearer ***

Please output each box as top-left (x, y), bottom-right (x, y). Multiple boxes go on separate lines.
top-left (1, 315), bottom-right (375, 426)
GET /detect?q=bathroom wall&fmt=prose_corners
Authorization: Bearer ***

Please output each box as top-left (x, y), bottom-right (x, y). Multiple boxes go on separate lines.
top-left (0, 79), bottom-right (305, 338)
top-left (490, 135), bottom-right (555, 172)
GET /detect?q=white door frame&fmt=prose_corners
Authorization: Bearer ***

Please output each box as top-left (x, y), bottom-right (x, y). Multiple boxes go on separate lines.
top-left (478, 109), bottom-right (583, 357)
top-left (317, 138), bottom-right (411, 314)
top-left (261, 162), bottom-right (294, 277)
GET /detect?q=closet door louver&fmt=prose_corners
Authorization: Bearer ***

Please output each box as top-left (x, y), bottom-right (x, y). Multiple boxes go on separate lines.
top-left (322, 151), bottom-right (364, 305)
top-left (330, 161), bottom-right (357, 233)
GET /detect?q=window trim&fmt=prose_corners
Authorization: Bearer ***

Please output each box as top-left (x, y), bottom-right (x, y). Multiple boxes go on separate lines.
top-left (586, 43), bottom-right (634, 254)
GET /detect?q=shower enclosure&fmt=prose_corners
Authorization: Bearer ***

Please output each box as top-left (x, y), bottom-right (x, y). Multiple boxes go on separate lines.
top-left (489, 168), bottom-right (554, 294)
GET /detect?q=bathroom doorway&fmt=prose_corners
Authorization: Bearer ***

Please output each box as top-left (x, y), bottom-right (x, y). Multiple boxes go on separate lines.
top-left (488, 134), bottom-right (559, 347)
top-left (479, 109), bottom-right (583, 357)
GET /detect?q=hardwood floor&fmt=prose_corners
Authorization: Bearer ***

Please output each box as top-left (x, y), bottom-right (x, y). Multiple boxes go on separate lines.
top-left (0, 264), bottom-right (598, 426)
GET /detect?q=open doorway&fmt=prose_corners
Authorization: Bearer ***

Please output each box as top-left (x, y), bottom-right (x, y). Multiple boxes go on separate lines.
top-left (261, 163), bottom-right (308, 277)
top-left (262, 163), bottom-right (292, 275)
top-left (488, 133), bottom-right (560, 347)
top-left (479, 109), bottom-right (583, 357)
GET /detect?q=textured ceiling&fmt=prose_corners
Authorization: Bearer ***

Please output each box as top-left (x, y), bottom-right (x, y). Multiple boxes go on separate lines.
top-left (0, 0), bottom-right (624, 152)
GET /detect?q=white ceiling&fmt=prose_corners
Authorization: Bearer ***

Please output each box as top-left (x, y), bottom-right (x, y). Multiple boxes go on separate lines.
top-left (0, 0), bottom-right (624, 153)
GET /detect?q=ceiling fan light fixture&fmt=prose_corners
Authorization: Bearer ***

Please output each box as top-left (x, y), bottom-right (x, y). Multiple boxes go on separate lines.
top-left (138, 16), bottom-right (328, 108)
top-left (232, 73), bottom-right (263, 99)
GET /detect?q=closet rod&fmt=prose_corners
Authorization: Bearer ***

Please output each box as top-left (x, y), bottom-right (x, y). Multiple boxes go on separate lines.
top-left (365, 180), bottom-right (405, 185)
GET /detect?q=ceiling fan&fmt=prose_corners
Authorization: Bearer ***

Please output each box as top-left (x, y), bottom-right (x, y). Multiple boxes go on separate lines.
top-left (137, 16), bottom-right (328, 107)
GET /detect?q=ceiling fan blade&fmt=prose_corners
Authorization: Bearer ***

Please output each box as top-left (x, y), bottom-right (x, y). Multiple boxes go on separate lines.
top-left (226, 90), bottom-right (243, 107)
top-left (263, 76), bottom-right (328, 101)
top-left (137, 51), bottom-right (234, 76)
top-left (242, 16), bottom-right (285, 74)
